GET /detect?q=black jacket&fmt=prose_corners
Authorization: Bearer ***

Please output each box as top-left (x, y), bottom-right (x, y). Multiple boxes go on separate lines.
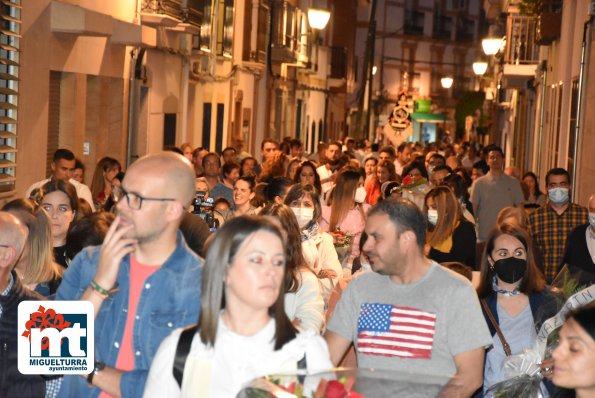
top-left (0, 271), bottom-right (46, 398)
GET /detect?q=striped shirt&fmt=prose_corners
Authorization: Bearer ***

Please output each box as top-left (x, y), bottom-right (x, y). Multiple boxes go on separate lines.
top-left (528, 202), bottom-right (588, 283)
top-left (0, 272), bottom-right (14, 319)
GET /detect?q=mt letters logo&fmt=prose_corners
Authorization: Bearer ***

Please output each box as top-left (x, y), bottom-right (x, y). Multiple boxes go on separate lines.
top-left (18, 301), bottom-right (94, 374)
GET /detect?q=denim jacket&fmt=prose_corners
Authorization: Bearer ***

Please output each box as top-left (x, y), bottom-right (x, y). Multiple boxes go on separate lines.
top-left (55, 231), bottom-right (202, 398)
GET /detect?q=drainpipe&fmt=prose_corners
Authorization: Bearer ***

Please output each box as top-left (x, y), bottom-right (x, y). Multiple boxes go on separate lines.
top-left (180, 34), bottom-right (190, 145)
top-left (126, 48), bottom-right (145, 167)
top-left (572, 16), bottom-right (593, 199)
top-left (536, 60), bottom-right (547, 179)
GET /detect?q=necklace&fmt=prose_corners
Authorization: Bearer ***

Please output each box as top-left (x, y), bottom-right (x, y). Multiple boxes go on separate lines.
top-left (492, 277), bottom-right (521, 296)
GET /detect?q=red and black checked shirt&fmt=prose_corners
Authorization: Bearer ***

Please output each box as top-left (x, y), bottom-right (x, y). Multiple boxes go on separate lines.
top-left (528, 202), bottom-right (588, 283)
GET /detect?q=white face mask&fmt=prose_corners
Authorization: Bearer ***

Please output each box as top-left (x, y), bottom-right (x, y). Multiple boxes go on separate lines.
top-left (291, 207), bottom-right (314, 229)
top-left (354, 187), bottom-right (367, 204)
top-left (427, 209), bottom-right (438, 226)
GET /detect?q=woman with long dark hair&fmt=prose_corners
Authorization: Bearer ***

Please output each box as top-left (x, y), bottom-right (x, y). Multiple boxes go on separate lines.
top-left (423, 186), bottom-right (476, 268)
top-left (552, 303), bottom-right (595, 398)
top-left (144, 216), bottom-right (332, 396)
top-left (260, 204), bottom-right (324, 332)
top-left (284, 183), bottom-right (341, 304)
top-left (320, 170), bottom-right (369, 271)
top-left (39, 180), bottom-right (80, 268)
top-left (477, 223), bottom-right (555, 393)
top-left (90, 156), bottom-right (122, 209)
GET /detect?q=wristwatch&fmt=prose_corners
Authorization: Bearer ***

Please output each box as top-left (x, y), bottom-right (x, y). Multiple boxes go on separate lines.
top-left (87, 361), bottom-right (106, 386)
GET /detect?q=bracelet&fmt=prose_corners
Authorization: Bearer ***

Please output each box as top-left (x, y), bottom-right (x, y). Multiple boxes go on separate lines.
top-left (89, 288), bottom-right (107, 301)
top-left (89, 280), bottom-right (119, 298)
top-left (89, 280), bottom-right (110, 298)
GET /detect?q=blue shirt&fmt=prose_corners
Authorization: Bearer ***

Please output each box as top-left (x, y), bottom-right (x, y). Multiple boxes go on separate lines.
top-left (55, 231), bottom-right (202, 398)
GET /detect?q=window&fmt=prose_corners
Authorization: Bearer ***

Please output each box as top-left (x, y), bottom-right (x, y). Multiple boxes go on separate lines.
top-left (199, 0), bottom-right (212, 52)
top-left (242, 0), bottom-right (269, 63)
top-left (0, 0), bottom-right (20, 194)
top-left (216, 0), bottom-right (234, 58)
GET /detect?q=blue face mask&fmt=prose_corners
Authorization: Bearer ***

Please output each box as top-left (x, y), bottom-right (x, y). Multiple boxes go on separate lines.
top-left (589, 213), bottom-right (595, 229)
top-left (548, 187), bottom-right (569, 205)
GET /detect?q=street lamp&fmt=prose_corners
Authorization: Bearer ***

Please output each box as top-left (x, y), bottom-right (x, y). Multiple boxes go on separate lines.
top-left (482, 37), bottom-right (504, 56)
top-left (308, 8), bottom-right (331, 30)
top-left (441, 77), bottom-right (454, 89)
top-left (472, 61), bottom-right (488, 76)
top-left (372, 65), bottom-right (377, 75)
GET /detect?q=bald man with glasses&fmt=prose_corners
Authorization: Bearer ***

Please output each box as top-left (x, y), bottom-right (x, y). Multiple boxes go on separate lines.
top-left (56, 152), bottom-right (203, 398)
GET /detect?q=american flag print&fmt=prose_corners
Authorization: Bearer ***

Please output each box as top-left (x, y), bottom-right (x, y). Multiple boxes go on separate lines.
top-left (356, 303), bottom-right (436, 359)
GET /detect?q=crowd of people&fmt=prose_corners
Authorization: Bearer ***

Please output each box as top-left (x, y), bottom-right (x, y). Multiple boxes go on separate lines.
top-left (1, 136), bottom-right (595, 398)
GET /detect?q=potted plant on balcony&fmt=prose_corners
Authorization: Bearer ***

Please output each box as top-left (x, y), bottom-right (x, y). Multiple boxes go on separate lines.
top-left (519, 0), bottom-right (561, 45)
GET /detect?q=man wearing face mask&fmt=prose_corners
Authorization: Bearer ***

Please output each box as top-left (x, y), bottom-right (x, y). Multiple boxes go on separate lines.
top-left (562, 194), bottom-right (595, 277)
top-left (528, 168), bottom-right (588, 283)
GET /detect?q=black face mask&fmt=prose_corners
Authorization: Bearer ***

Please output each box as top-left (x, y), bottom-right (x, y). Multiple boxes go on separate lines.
top-left (492, 257), bottom-right (527, 284)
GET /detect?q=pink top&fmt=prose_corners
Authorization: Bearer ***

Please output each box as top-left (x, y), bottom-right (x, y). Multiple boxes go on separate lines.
top-left (320, 203), bottom-right (370, 258)
top-left (99, 257), bottom-right (159, 398)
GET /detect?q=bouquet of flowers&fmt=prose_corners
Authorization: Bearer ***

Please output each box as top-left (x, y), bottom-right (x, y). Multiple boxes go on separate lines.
top-left (237, 368), bottom-right (449, 398)
top-left (329, 228), bottom-right (354, 264)
top-left (398, 175), bottom-right (429, 210)
top-left (484, 264), bottom-right (595, 397)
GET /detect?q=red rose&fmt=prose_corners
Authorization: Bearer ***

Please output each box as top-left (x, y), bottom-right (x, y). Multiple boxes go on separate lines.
top-left (325, 380), bottom-right (347, 398)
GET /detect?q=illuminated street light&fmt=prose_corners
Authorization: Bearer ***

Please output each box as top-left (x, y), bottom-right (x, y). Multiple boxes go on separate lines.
top-left (441, 77), bottom-right (454, 89)
top-left (372, 65), bottom-right (377, 75)
top-left (473, 61), bottom-right (488, 75)
top-left (482, 37), bottom-right (504, 55)
top-left (308, 8), bottom-right (331, 30)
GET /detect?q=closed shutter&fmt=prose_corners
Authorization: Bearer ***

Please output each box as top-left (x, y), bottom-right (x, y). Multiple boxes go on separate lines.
top-left (0, 0), bottom-right (20, 194)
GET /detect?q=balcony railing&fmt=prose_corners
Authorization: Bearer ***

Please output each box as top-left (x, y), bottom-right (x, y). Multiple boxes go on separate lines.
top-left (505, 14), bottom-right (539, 64)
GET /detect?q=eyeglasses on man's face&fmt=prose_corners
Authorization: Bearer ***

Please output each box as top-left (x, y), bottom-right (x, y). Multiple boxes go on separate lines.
top-left (112, 185), bottom-right (175, 210)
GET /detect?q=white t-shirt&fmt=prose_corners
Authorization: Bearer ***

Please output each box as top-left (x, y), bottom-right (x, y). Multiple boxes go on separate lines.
top-left (143, 317), bottom-right (332, 398)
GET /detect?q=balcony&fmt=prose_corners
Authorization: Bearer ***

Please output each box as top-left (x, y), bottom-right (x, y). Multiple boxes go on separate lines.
top-left (504, 15), bottom-right (538, 65)
top-left (502, 14), bottom-right (539, 85)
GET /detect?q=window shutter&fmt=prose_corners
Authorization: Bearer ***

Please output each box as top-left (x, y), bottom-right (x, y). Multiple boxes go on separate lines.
top-left (0, 0), bottom-right (20, 194)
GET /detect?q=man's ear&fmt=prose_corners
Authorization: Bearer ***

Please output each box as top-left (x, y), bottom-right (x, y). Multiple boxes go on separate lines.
top-left (166, 201), bottom-right (185, 222)
top-left (0, 246), bottom-right (17, 270)
top-left (50, 161), bottom-right (57, 172)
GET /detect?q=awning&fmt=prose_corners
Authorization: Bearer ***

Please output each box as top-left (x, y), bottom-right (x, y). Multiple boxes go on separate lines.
top-left (410, 112), bottom-right (447, 123)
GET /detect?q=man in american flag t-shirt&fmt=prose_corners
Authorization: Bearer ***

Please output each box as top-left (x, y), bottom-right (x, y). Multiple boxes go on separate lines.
top-left (357, 304), bottom-right (436, 359)
top-left (325, 199), bottom-right (492, 397)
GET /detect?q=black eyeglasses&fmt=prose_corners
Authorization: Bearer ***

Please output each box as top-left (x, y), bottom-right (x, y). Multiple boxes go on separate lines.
top-left (112, 186), bottom-right (176, 210)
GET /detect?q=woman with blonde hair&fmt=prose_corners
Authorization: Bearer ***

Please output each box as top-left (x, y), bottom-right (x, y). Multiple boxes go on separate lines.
top-left (2, 198), bottom-right (63, 296)
top-left (320, 170), bottom-right (369, 273)
top-left (423, 186), bottom-right (476, 268)
top-left (90, 156), bottom-right (122, 209)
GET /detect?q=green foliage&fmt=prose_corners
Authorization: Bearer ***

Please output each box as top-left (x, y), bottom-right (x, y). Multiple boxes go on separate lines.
top-left (454, 91), bottom-right (485, 137)
top-left (518, 0), bottom-right (542, 15)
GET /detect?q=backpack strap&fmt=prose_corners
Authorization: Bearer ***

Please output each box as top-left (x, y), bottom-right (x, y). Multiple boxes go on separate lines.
top-left (173, 325), bottom-right (199, 388)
